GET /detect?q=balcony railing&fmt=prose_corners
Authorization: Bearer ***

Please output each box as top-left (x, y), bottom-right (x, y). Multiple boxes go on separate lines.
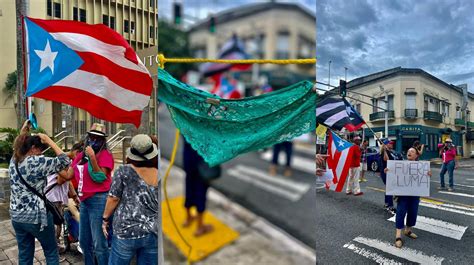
top-left (423, 111), bottom-right (443, 122)
top-left (455, 118), bottom-right (465, 126)
top-left (404, 109), bottom-right (418, 119)
top-left (369, 111), bottom-right (395, 121)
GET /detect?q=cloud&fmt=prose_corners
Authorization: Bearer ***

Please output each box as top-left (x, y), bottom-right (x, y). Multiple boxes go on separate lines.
top-left (316, 0), bottom-right (474, 93)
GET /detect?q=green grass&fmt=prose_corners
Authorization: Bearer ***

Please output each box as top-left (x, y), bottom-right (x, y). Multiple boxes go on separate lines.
top-left (0, 163), bottom-right (8, 169)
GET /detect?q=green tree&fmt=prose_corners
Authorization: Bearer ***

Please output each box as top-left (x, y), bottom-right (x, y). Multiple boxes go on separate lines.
top-left (3, 71), bottom-right (17, 104)
top-left (158, 20), bottom-right (194, 78)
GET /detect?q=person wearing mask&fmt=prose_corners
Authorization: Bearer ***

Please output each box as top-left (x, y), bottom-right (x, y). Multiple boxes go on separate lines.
top-left (385, 147), bottom-right (431, 248)
top-left (69, 123), bottom-right (114, 264)
top-left (438, 138), bottom-right (458, 191)
top-left (45, 142), bottom-right (82, 254)
top-left (346, 136), bottom-right (363, 196)
top-left (359, 139), bottom-right (369, 183)
top-left (379, 139), bottom-right (400, 214)
top-left (9, 121), bottom-right (71, 264)
top-left (102, 134), bottom-right (159, 264)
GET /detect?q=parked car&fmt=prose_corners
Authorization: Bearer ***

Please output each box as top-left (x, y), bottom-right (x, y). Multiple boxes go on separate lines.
top-left (366, 146), bottom-right (403, 172)
top-left (470, 151), bottom-right (474, 158)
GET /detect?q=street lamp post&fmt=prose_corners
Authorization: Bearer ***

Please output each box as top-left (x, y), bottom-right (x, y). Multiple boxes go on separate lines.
top-left (344, 67), bottom-right (348, 81)
top-left (328, 60), bottom-right (332, 90)
top-left (380, 85), bottom-right (388, 139)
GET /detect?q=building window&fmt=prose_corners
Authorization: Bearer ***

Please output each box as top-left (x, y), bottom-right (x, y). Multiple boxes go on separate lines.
top-left (193, 47), bottom-right (206, 58)
top-left (456, 106), bottom-right (462, 119)
top-left (373, 95), bottom-right (394, 112)
top-left (124, 20), bottom-right (129, 33)
top-left (53, 2), bottom-right (61, 18)
top-left (110, 16), bottom-right (115, 30)
top-left (276, 32), bottom-right (290, 59)
top-left (73, 7), bottom-right (78, 21)
top-left (150, 0), bottom-right (156, 7)
top-left (298, 35), bottom-right (315, 58)
top-left (149, 26), bottom-right (154, 38)
top-left (406, 94), bottom-right (416, 109)
top-left (102, 15), bottom-right (109, 26)
top-left (47, 0), bottom-right (52, 16)
top-left (442, 102), bottom-right (449, 118)
top-left (79, 9), bottom-right (86, 22)
top-left (424, 95), bottom-right (439, 112)
top-left (131, 21), bottom-right (135, 34)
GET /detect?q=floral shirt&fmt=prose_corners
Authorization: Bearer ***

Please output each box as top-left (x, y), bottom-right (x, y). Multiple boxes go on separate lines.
top-left (109, 165), bottom-right (158, 239)
top-left (9, 154), bottom-right (70, 230)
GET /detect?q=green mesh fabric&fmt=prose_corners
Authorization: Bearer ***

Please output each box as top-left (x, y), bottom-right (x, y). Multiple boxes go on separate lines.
top-left (157, 68), bottom-right (316, 166)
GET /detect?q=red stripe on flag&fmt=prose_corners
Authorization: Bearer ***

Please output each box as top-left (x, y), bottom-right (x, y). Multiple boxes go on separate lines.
top-left (28, 17), bottom-right (137, 64)
top-left (34, 86), bottom-right (143, 127)
top-left (77, 52), bottom-right (152, 95)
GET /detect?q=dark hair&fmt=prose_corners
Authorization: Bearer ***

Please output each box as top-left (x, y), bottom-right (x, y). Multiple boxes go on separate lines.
top-left (71, 141), bottom-right (84, 152)
top-left (363, 139), bottom-right (369, 143)
top-left (413, 141), bottom-right (420, 147)
top-left (126, 156), bottom-right (158, 169)
top-left (13, 134), bottom-right (48, 162)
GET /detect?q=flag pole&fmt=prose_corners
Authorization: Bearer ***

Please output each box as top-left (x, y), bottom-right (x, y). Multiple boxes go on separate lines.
top-left (154, 80), bottom-right (164, 264)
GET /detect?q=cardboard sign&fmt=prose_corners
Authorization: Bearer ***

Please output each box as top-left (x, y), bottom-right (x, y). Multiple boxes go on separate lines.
top-left (386, 160), bottom-right (430, 196)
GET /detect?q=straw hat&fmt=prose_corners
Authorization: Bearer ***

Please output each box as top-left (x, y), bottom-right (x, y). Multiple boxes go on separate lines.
top-left (87, 123), bottom-right (107, 137)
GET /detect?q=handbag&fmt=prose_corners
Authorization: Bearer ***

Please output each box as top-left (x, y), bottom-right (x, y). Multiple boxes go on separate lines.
top-left (197, 160), bottom-right (222, 182)
top-left (15, 163), bottom-right (65, 225)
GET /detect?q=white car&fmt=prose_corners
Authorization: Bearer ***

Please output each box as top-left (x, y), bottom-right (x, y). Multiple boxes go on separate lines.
top-left (471, 151), bottom-right (474, 158)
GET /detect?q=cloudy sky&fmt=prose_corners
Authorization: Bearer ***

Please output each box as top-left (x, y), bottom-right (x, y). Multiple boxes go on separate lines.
top-left (158, 0), bottom-right (316, 26)
top-left (316, 0), bottom-right (474, 92)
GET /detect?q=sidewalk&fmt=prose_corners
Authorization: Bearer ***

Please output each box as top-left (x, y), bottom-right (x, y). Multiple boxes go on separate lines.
top-left (0, 160), bottom-right (316, 264)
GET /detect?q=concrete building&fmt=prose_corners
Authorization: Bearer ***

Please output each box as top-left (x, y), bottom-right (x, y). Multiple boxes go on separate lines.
top-left (0, 0), bottom-right (157, 139)
top-left (187, 2), bottom-right (316, 90)
top-left (345, 67), bottom-right (474, 159)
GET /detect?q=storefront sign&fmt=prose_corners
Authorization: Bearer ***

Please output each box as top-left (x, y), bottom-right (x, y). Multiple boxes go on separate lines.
top-left (400, 126), bottom-right (422, 135)
top-left (386, 161), bottom-right (430, 196)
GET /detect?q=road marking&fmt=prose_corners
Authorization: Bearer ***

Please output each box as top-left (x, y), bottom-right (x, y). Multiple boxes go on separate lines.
top-left (353, 236), bottom-right (444, 265)
top-left (343, 243), bottom-right (401, 264)
top-left (261, 151), bottom-right (314, 175)
top-left (438, 191), bottom-right (474, 198)
top-left (430, 180), bottom-right (474, 189)
top-left (420, 202), bottom-right (474, 216)
top-left (466, 178), bottom-right (474, 182)
top-left (227, 165), bottom-right (310, 202)
top-left (387, 215), bottom-right (468, 240)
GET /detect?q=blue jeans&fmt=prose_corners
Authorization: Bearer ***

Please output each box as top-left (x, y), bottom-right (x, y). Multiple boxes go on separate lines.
top-left (80, 192), bottom-right (109, 265)
top-left (109, 234), bottom-right (158, 265)
top-left (12, 212), bottom-right (59, 265)
top-left (396, 196), bottom-right (420, 229)
top-left (380, 172), bottom-right (394, 207)
top-left (272, 141), bottom-right (293, 166)
top-left (440, 160), bottom-right (455, 188)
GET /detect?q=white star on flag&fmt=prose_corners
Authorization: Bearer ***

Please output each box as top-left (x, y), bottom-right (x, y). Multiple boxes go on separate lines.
top-left (338, 140), bottom-right (346, 147)
top-left (34, 40), bottom-right (58, 74)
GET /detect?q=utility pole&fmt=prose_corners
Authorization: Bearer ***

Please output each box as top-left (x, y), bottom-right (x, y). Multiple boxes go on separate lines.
top-left (328, 60), bottom-right (332, 90)
top-left (16, 0), bottom-right (28, 128)
top-left (380, 85), bottom-right (388, 139)
top-left (344, 67), bottom-right (348, 81)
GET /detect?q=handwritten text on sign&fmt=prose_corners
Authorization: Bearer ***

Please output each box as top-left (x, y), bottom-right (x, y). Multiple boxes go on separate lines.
top-left (386, 161), bottom-right (430, 196)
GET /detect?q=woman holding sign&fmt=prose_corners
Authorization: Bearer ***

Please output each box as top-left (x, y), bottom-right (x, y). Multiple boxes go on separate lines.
top-left (385, 147), bottom-right (431, 248)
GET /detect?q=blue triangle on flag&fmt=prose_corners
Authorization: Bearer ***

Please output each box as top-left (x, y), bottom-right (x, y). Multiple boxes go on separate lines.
top-left (25, 18), bottom-right (84, 96)
top-left (331, 131), bottom-right (353, 152)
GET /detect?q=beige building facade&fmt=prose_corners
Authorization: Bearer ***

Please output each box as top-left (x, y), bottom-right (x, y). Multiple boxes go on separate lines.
top-left (0, 0), bottom-right (157, 139)
top-left (346, 67), bottom-right (474, 158)
top-left (188, 2), bottom-right (316, 90)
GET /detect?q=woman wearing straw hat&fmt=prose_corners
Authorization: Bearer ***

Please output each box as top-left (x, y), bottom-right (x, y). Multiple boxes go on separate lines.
top-left (438, 138), bottom-right (458, 191)
top-left (69, 123), bottom-right (114, 264)
top-left (102, 134), bottom-right (159, 265)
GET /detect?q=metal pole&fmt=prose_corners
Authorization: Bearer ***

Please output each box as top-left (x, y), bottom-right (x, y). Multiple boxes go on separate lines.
top-left (328, 60), bottom-right (331, 90)
top-left (154, 83), bottom-right (163, 264)
top-left (344, 67), bottom-right (347, 81)
top-left (385, 91), bottom-right (388, 139)
top-left (16, 0), bottom-right (28, 128)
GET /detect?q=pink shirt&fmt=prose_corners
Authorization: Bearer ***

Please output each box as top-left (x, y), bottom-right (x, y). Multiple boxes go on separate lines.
top-left (72, 150), bottom-right (114, 201)
top-left (442, 148), bottom-right (457, 163)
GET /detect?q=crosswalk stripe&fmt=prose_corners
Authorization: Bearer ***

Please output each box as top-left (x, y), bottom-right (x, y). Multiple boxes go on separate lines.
top-left (419, 202), bottom-right (474, 216)
top-left (233, 165), bottom-right (310, 193)
top-left (227, 169), bottom-right (302, 202)
top-left (387, 215), bottom-right (468, 240)
top-left (353, 236), bottom-right (444, 265)
top-left (438, 191), bottom-right (474, 198)
top-left (343, 243), bottom-right (401, 264)
top-left (430, 180), bottom-right (474, 189)
top-left (261, 151), bottom-right (314, 175)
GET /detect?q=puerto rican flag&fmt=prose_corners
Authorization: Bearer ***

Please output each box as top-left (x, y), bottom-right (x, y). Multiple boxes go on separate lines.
top-left (326, 131), bottom-right (354, 192)
top-left (23, 17), bottom-right (152, 127)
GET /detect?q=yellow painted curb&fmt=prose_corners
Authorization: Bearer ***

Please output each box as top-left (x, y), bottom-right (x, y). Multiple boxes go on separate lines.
top-left (162, 196), bottom-right (240, 263)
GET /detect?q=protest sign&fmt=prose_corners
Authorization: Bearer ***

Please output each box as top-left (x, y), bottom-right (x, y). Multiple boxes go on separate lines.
top-left (386, 160), bottom-right (430, 196)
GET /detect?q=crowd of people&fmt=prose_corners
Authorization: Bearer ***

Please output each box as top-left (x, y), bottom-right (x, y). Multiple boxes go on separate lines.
top-left (9, 122), bottom-right (160, 265)
top-left (315, 134), bottom-right (459, 248)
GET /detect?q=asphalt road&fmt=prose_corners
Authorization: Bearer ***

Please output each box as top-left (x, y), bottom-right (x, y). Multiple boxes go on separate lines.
top-left (315, 166), bottom-right (474, 264)
top-left (157, 106), bottom-right (317, 249)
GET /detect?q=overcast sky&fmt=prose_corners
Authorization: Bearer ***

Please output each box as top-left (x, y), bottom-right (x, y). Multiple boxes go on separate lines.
top-left (316, 0), bottom-right (474, 93)
top-left (158, 0), bottom-right (316, 26)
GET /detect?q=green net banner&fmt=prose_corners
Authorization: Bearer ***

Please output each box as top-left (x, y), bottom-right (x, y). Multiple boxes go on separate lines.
top-left (157, 68), bottom-right (316, 166)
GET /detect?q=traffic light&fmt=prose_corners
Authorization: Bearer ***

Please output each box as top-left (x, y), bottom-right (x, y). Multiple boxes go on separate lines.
top-left (339, 80), bottom-right (347, 97)
top-left (173, 2), bottom-right (182, 25)
top-left (209, 15), bottom-right (216, 33)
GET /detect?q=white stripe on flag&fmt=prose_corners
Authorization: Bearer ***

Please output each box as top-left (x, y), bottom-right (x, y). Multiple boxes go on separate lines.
top-left (325, 110), bottom-right (348, 127)
top-left (317, 101), bottom-right (345, 115)
top-left (336, 147), bottom-right (349, 179)
top-left (51, 32), bottom-right (149, 74)
top-left (53, 70), bottom-right (150, 111)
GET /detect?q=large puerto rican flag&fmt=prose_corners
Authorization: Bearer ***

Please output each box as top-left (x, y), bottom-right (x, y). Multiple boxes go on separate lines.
top-left (326, 131), bottom-right (354, 192)
top-left (23, 17), bottom-right (152, 127)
